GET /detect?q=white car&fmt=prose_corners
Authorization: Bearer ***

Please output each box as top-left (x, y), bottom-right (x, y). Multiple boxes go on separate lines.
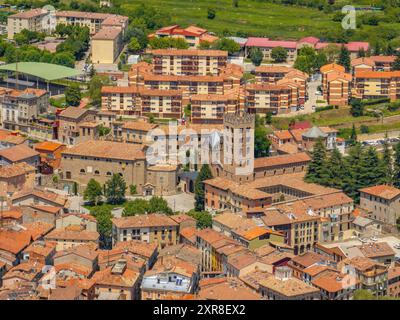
top-left (394, 244), bottom-right (400, 249)
top-left (359, 238), bottom-right (368, 243)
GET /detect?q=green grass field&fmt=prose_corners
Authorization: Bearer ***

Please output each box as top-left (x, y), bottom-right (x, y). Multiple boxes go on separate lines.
top-left (117, 0), bottom-right (337, 39)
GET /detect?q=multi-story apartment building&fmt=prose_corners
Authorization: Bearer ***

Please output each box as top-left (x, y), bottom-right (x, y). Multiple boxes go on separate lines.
top-left (0, 88), bottom-right (49, 132)
top-left (112, 214), bottom-right (179, 249)
top-left (190, 93), bottom-right (240, 124)
top-left (245, 38), bottom-right (298, 62)
top-left (320, 63), bottom-right (352, 106)
top-left (353, 71), bottom-right (400, 101)
top-left (7, 8), bottom-right (49, 39)
top-left (101, 86), bottom-right (186, 118)
top-left (55, 11), bottom-right (128, 35)
top-left (245, 83), bottom-right (298, 115)
top-left (91, 27), bottom-right (123, 64)
top-left (359, 185), bottom-right (400, 228)
top-left (340, 256), bottom-right (388, 296)
top-left (151, 49), bottom-right (228, 76)
top-left (150, 25), bottom-right (218, 48)
top-left (57, 107), bottom-right (97, 145)
top-left (128, 61), bottom-right (242, 96)
top-left (351, 56), bottom-right (397, 74)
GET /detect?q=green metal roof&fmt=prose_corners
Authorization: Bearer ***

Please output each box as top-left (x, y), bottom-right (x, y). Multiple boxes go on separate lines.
top-left (0, 62), bottom-right (81, 81)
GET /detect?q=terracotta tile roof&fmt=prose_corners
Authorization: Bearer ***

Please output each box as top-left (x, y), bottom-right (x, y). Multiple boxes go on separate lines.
top-left (1, 208), bottom-right (23, 220)
top-left (359, 185), bottom-right (400, 200)
top-left (343, 256), bottom-right (386, 272)
top-left (59, 213), bottom-right (97, 222)
top-left (58, 107), bottom-right (91, 119)
top-left (370, 55), bottom-right (396, 63)
top-left (49, 285), bottom-right (82, 300)
top-left (227, 250), bottom-right (259, 270)
top-left (62, 140), bottom-right (146, 161)
top-left (45, 229), bottom-right (99, 242)
top-left (111, 240), bottom-right (158, 260)
top-left (277, 143), bottom-right (299, 154)
top-left (291, 252), bottom-right (332, 269)
top-left (9, 8), bottom-right (47, 19)
top-left (320, 63), bottom-right (345, 73)
top-left (234, 226), bottom-right (272, 241)
top-left (0, 230), bottom-right (32, 254)
top-left (0, 162), bottom-right (35, 178)
top-left (355, 71), bottom-right (400, 79)
top-left (151, 49), bottom-right (227, 57)
top-left (0, 131), bottom-right (26, 145)
top-left (159, 243), bottom-right (201, 266)
top-left (196, 228), bottom-right (227, 244)
top-left (23, 222), bottom-right (54, 240)
top-left (23, 240), bottom-right (56, 258)
top-left (112, 214), bottom-right (178, 229)
top-left (259, 251), bottom-right (294, 265)
top-left (273, 130), bottom-right (293, 140)
top-left (92, 27), bottom-right (122, 40)
top-left (213, 212), bottom-right (257, 230)
top-left (346, 41), bottom-right (370, 52)
top-left (54, 243), bottom-right (98, 261)
top-left (146, 255), bottom-right (197, 278)
top-left (12, 189), bottom-right (67, 207)
top-left (121, 121), bottom-right (158, 132)
top-left (0, 145), bottom-right (39, 162)
top-left (351, 57), bottom-right (374, 67)
top-left (254, 152), bottom-right (311, 169)
top-left (254, 244), bottom-right (276, 257)
top-left (34, 141), bottom-right (65, 152)
top-left (260, 275), bottom-right (319, 297)
top-left (198, 277), bottom-right (261, 300)
top-left (388, 266), bottom-right (400, 280)
top-left (3, 261), bottom-right (44, 282)
top-left (170, 214), bottom-right (196, 224)
top-left (93, 267), bottom-right (140, 288)
top-left (255, 66), bottom-right (293, 73)
top-left (311, 271), bottom-right (359, 293)
top-left (326, 71), bottom-right (352, 82)
top-left (179, 227), bottom-right (197, 243)
top-left (303, 265), bottom-right (333, 277)
top-left (357, 242), bottom-right (395, 259)
top-left (298, 37), bottom-right (320, 45)
top-left (55, 263), bottom-right (92, 277)
top-left (55, 10), bottom-right (116, 20)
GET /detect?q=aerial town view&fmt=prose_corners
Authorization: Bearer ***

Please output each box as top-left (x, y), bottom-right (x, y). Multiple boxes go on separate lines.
top-left (0, 0), bottom-right (400, 306)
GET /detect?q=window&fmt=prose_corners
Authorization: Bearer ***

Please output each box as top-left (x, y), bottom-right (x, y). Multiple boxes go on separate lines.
top-left (106, 172), bottom-right (112, 176)
top-left (80, 169), bottom-right (85, 174)
top-left (94, 170), bottom-right (100, 175)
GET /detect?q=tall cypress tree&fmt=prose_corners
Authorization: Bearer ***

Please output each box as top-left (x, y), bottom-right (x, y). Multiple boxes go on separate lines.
top-left (305, 138), bottom-right (328, 183)
top-left (194, 164), bottom-right (213, 211)
top-left (358, 147), bottom-right (386, 188)
top-left (325, 148), bottom-right (347, 189)
top-left (338, 45), bottom-right (351, 72)
top-left (393, 140), bottom-right (400, 187)
top-left (343, 143), bottom-right (363, 200)
top-left (348, 124), bottom-right (358, 146)
top-left (382, 134), bottom-right (393, 184)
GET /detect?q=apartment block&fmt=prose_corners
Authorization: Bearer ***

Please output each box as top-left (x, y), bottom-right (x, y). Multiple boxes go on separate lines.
top-left (91, 28), bottom-right (123, 64)
top-left (245, 38), bottom-right (298, 62)
top-left (0, 88), bottom-right (49, 132)
top-left (245, 83), bottom-right (298, 115)
top-left (101, 86), bottom-right (186, 118)
top-left (112, 214), bottom-right (179, 249)
top-left (7, 8), bottom-right (49, 39)
top-left (151, 49), bottom-right (228, 76)
top-left (359, 185), bottom-right (400, 227)
top-left (190, 93), bottom-right (240, 124)
top-left (353, 71), bottom-right (400, 101)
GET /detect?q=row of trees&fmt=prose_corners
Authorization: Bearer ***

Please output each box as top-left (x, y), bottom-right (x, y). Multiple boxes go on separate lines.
top-left (84, 174), bottom-right (129, 205)
top-left (305, 138), bottom-right (400, 202)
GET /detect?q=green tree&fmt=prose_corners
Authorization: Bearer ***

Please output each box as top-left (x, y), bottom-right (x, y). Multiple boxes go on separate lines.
top-left (350, 99), bottom-right (364, 117)
top-left (348, 124), bottom-right (358, 146)
top-left (249, 47), bottom-right (263, 66)
top-left (65, 83), bottom-right (82, 107)
top-left (98, 124), bottom-right (111, 137)
top-left (194, 164), bottom-right (213, 211)
top-left (382, 133), bottom-right (393, 184)
top-left (265, 112), bottom-right (273, 125)
top-left (254, 124), bottom-right (271, 158)
top-left (88, 75), bottom-right (111, 107)
top-left (305, 138), bottom-right (328, 183)
top-left (325, 148), bottom-right (347, 189)
top-left (128, 37), bottom-right (141, 53)
top-left (51, 52), bottom-right (75, 68)
top-left (338, 45), bottom-right (351, 72)
top-left (271, 46), bottom-right (288, 63)
top-left (105, 174), bottom-right (127, 204)
top-left (392, 55), bottom-right (400, 71)
top-left (130, 184), bottom-right (137, 195)
top-left (91, 206), bottom-right (113, 248)
top-left (207, 8), bottom-right (216, 19)
top-left (148, 196), bottom-right (173, 215)
top-left (84, 179), bottom-right (103, 205)
top-left (211, 38), bottom-right (240, 55)
top-left (122, 199), bottom-right (149, 216)
top-left (393, 140), bottom-right (400, 188)
top-left (187, 209), bottom-right (212, 229)
top-left (359, 147), bottom-right (386, 190)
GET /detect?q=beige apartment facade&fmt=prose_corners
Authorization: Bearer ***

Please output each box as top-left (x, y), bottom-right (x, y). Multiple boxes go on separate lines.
top-left (7, 8), bottom-right (49, 39)
top-left (151, 49), bottom-right (228, 76)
